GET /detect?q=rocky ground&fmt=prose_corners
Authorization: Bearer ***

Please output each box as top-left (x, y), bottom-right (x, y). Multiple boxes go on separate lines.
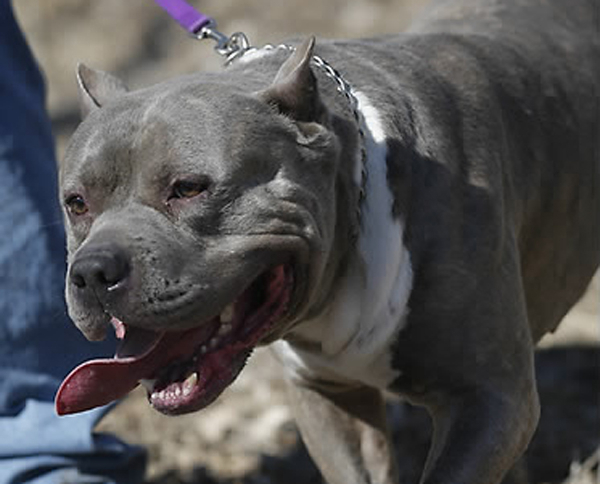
top-left (13, 1), bottom-right (599, 483)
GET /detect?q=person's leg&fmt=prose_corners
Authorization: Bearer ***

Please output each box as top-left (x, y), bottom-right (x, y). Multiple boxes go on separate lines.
top-left (0, 3), bottom-right (146, 483)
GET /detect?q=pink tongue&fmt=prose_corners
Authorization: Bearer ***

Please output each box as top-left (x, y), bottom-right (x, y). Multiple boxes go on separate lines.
top-left (55, 353), bottom-right (157, 415)
top-left (55, 324), bottom-right (214, 415)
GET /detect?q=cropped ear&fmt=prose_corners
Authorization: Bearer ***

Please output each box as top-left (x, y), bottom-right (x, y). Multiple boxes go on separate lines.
top-left (260, 36), bottom-right (325, 123)
top-left (76, 63), bottom-right (129, 118)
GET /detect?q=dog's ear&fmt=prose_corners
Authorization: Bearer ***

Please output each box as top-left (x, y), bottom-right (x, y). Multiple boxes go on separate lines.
top-left (76, 64), bottom-right (129, 118)
top-left (260, 36), bottom-right (325, 123)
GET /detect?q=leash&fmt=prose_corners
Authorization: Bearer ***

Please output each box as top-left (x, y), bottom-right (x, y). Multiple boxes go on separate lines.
top-left (151, 0), bottom-right (358, 108)
top-left (152, 0), bottom-right (251, 61)
top-left (152, 0), bottom-right (368, 233)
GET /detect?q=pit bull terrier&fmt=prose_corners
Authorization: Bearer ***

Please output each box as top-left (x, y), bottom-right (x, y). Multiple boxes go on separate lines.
top-left (55, 0), bottom-right (600, 482)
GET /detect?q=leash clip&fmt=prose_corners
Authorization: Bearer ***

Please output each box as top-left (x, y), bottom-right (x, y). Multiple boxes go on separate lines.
top-left (195, 20), bottom-right (250, 63)
top-left (152, 0), bottom-right (250, 63)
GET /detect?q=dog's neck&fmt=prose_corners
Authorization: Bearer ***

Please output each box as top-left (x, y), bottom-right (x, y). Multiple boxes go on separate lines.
top-left (230, 46), bottom-right (370, 321)
top-left (227, 48), bottom-right (414, 383)
top-left (273, 88), bottom-right (414, 387)
top-left (234, 46), bottom-right (414, 387)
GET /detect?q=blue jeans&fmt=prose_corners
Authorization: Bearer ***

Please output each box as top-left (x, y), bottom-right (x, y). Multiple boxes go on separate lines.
top-left (0, 3), bottom-right (146, 483)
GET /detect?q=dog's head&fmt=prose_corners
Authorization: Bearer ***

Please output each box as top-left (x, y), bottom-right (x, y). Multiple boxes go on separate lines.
top-left (55, 38), bottom-right (359, 415)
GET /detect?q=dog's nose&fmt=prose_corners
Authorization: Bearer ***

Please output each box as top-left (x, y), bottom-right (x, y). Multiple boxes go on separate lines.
top-left (70, 244), bottom-right (131, 296)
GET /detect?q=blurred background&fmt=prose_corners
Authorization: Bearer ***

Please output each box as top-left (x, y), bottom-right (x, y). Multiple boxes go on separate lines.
top-left (12, 1), bottom-right (599, 483)
top-left (13, 0), bottom-right (426, 159)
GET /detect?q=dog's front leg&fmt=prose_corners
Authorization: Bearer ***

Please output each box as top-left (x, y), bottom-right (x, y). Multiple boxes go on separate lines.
top-left (287, 380), bottom-right (399, 484)
top-left (420, 386), bottom-right (539, 484)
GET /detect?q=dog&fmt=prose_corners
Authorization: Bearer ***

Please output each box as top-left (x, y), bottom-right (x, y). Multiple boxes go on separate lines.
top-left (54, 0), bottom-right (599, 482)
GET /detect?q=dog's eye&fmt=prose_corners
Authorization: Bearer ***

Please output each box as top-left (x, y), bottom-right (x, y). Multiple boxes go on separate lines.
top-left (170, 180), bottom-right (208, 200)
top-left (65, 194), bottom-right (88, 216)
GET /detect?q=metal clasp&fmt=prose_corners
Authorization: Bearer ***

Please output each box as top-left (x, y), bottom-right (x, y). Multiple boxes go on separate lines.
top-left (195, 20), bottom-right (250, 63)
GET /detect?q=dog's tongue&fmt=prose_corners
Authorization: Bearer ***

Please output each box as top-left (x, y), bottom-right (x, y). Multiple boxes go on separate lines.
top-left (56, 354), bottom-right (153, 415)
top-left (55, 323), bottom-right (212, 415)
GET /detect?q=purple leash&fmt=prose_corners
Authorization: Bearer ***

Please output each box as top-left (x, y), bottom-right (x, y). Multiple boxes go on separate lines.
top-left (152, 0), bottom-right (250, 60)
top-left (152, 0), bottom-right (212, 34)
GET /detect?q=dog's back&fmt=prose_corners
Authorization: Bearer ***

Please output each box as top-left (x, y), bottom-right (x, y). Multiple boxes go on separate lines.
top-left (409, 0), bottom-right (600, 340)
top-left (324, 0), bottom-right (600, 341)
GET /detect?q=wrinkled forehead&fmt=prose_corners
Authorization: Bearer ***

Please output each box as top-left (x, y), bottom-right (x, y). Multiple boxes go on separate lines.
top-left (61, 84), bottom-right (290, 190)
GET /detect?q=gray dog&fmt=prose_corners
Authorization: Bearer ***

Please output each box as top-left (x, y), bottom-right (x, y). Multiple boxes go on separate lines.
top-left (55, 0), bottom-right (599, 482)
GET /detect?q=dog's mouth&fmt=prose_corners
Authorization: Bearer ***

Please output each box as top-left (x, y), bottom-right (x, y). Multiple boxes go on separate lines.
top-left (55, 264), bottom-right (293, 416)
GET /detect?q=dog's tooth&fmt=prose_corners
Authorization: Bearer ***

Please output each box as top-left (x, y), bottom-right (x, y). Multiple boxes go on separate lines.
top-left (218, 323), bottom-right (232, 335)
top-left (186, 372), bottom-right (198, 386)
top-left (220, 304), bottom-right (234, 323)
top-left (183, 372), bottom-right (198, 396)
top-left (174, 386), bottom-right (181, 397)
top-left (209, 337), bottom-right (219, 348)
top-left (200, 345), bottom-right (207, 354)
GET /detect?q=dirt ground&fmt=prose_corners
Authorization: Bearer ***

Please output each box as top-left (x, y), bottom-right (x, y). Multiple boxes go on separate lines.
top-left (13, 1), bottom-right (600, 483)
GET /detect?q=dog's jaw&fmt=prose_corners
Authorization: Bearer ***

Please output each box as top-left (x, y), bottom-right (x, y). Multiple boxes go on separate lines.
top-left (56, 264), bottom-right (295, 415)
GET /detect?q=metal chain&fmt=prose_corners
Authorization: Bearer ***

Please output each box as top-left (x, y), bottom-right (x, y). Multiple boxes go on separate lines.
top-left (247, 43), bottom-right (368, 222)
top-left (308, 52), bottom-right (368, 213)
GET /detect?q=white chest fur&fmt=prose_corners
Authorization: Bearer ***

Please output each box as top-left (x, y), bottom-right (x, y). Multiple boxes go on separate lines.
top-left (273, 92), bottom-right (414, 389)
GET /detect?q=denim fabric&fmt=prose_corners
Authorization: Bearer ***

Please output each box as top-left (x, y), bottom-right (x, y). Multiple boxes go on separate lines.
top-left (0, 2), bottom-right (146, 482)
